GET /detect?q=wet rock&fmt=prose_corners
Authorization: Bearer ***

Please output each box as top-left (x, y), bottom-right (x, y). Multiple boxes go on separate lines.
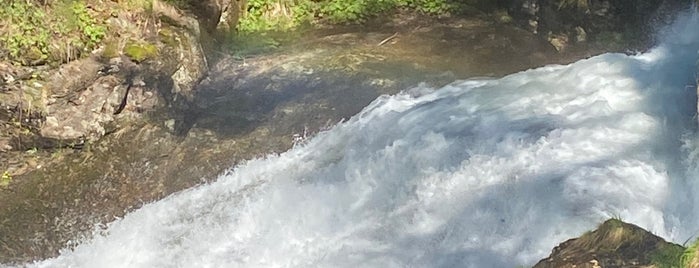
top-left (534, 219), bottom-right (684, 268)
top-left (508, 0), bottom-right (689, 48)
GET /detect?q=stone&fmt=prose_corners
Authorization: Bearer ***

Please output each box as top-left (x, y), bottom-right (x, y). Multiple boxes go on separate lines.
top-left (534, 219), bottom-right (684, 268)
top-left (574, 26), bottom-right (587, 43)
top-left (44, 57), bottom-right (102, 98)
top-left (40, 76), bottom-right (125, 142)
top-left (547, 33), bottom-right (568, 52)
top-left (163, 27), bottom-right (208, 100)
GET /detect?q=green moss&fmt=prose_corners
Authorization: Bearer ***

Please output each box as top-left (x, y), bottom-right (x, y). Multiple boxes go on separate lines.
top-left (124, 42), bottom-right (158, 63)
top-left (651, 243), bottom-right (685, 268)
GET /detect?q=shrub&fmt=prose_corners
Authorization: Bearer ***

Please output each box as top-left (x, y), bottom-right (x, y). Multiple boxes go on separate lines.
top-left (236, 0), bottom-right (458, 32)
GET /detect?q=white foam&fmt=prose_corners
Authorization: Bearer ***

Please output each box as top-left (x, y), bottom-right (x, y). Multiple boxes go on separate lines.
top-left (27, 10), bottom-right (699, 268)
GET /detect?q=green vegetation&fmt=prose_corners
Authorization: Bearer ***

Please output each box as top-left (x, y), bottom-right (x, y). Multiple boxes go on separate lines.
top-left (123, 42), bottom-right (159, 63)
top-left (71, 1), bottom-right (107, 48)
top-left (651, 243), bottom-right (685, 268)
top-left (0, 171), bottom-right (11, 188)
top-left (682, 239), bottom-right (699, 268)
top-left (0, 0), bottom-right (107, 65)
top-left (236, 0), bottom-right (464, 32)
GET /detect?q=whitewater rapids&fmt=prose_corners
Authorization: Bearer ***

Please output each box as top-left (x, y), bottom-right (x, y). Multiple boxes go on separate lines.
top-left (26, 11), bottom-right (699, 268)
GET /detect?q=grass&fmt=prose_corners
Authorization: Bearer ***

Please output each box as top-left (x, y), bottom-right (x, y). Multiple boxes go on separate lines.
top-left (651, 243), bottom-right (685, 268)
top-left (682, 239), bottom-right (699, 268)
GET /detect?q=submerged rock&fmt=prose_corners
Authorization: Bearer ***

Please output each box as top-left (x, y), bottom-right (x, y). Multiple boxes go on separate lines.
top-left (534, 219), bottom-right (684, 268)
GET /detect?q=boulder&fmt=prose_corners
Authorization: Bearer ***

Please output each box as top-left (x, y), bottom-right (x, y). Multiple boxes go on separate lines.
top-left (36, 1), bottom-right (212, 144)
top-left (534, 219), bottom-right (684, 268)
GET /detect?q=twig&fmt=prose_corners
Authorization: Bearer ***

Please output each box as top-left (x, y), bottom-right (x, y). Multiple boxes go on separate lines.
top-left (377, 32), bottom-right (398, 46)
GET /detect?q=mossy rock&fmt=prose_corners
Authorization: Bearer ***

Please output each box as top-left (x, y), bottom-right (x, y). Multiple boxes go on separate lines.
top-left (535, 219), bottom-right (685, 268)
top-left (123, 42), bottom-right (158, 63)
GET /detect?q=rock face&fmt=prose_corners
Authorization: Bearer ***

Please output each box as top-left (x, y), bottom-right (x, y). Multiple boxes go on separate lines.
top-left (0, 0), bottom-right (213, 147)
top-left (508, 0), bottom-right (692, 51)
top-left (187, 0), bottom-right (245, 34)
top-left (534, 219), bottom-right (684, 268)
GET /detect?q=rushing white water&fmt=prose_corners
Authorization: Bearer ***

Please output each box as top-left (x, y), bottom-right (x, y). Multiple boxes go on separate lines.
top-left (28, 11), bottom-right (699, 268)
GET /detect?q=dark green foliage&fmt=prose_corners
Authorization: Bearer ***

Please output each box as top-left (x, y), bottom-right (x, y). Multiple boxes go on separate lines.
top-left (236, 0), bottom-right (464, 32)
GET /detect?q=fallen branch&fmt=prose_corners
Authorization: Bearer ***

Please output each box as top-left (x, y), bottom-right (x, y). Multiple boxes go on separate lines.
top-left (377, 32), bottom-right (398, 46)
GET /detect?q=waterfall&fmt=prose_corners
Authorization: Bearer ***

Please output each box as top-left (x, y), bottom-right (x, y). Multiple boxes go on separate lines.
top-left (26, 10), bottom-right (699, 268)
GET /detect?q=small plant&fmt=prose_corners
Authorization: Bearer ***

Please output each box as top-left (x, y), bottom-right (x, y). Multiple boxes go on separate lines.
top-left (0, 0), bottom-right (107, 65)
top-left (72, 2), bottom-right (106, 48)
top-left (0, 1), bottom-right (52, 64)
top-left (0, 171), bottom-right (12, 188)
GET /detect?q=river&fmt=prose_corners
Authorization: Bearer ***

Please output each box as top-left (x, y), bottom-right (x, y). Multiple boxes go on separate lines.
top-left (16, 9), bottom-right (699, 268)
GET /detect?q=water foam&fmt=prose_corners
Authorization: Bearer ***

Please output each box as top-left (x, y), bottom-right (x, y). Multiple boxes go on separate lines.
top-left (29, 10), bottom-right (699, 268)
